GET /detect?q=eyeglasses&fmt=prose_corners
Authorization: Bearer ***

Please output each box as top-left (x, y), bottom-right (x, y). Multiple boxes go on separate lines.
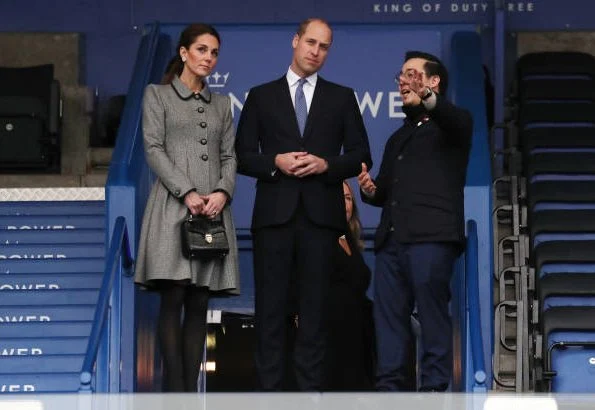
top-left (395, 69), bottom-right (426, 83)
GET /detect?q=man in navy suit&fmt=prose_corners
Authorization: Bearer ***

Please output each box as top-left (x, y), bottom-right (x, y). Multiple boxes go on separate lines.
top-left (235, 18), bottom-right (372, 391)
top-left (358, 51), bottom-right (473, 391)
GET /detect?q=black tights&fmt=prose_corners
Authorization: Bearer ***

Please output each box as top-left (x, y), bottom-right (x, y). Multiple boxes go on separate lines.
top-left (158, 283), bottom-right (210, 392)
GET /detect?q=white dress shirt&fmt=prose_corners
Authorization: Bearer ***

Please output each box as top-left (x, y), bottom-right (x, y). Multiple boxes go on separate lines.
top-left (286, 67), bottom-right (317, 113)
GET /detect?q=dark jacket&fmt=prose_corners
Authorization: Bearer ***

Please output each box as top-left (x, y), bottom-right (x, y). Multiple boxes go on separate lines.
top-left (235, 76), bottom-right (372, 231)
top-left (363, 94), bottom-right (473, 251)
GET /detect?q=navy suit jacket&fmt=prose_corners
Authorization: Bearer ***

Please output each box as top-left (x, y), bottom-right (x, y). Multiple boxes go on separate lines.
top-left (235, 76), bottom-right (372, 231)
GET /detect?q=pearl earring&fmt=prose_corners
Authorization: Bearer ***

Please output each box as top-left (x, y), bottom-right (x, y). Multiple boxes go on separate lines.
top-left (182, 57), bottom-right (186, 62)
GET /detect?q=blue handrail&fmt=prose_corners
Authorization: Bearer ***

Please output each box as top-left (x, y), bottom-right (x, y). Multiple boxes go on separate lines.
top-left (107, 22), bottom-right (162, 184)
top-left (79, 216), bottom-right (134, 392)
top-left (466, 219), bottom-right (487, 391)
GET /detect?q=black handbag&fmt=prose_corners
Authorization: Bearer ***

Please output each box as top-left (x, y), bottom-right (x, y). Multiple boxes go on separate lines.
top-left (181, 214), bottom-right (229, 259)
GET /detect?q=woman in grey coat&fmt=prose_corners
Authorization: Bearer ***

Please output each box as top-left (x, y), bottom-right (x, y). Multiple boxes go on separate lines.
top-left (134, 23), bottom-right (240, 392)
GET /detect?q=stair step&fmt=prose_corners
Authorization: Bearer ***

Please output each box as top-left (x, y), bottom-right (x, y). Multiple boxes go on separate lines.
top-left (2, 258), bottom-right (105, 274)
top-left (0, 337), bottom-right (88, 355)
top-left (0, 201), bottom-right (105, 216)
top-left (0, 354), bottom-right (84, 374)
top-left (0, 244), bottom-right (104, 259)
top-left (1, 244), bottom-right (104, 260)
top-left (0, 322), bottom-right (92, 338)
top-left (0, 306), bottom-right (96, 322)
top-left (0, 373), bottom-right (80, 393)
top-left (0, 290), bottom-right (98, 306)
top-left (1, 228), bottom-right (105, 244)
top-left (0, 215), bottom-right (105, 230)
top-left (0, 273), bottom-right (102, 290)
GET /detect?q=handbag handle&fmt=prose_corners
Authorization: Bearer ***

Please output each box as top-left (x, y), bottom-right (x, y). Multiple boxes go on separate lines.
top-left (186, 212), bottom-right (225, 225)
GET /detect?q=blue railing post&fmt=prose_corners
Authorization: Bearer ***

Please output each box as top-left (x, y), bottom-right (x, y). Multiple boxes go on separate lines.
top-left (466, 219), bottom-right (487, 392)
top-left (79, 216), bottom-right (134, 393)
top-left (451, 30), bottom-right (494, 390)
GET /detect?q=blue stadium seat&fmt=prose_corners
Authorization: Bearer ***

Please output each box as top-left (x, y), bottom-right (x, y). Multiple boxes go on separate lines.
top-left (519, 79), bottom-right (595, 102)
top-left (533, 240), bottom-right (595, 280)
top-left (519, 102), bottom-right (595, 130)
top-left (530, 209), bottom-right (595, 249)
top-left (517, 52), bottom-right (595, 80)
top-left (520, 126), bottom-right (595, 162)
top-left (541, 307), bottom-right (595, 392)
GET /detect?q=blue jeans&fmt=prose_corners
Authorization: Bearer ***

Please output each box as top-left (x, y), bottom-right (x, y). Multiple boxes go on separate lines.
top-left (374, 232), bottom-right (458, 391)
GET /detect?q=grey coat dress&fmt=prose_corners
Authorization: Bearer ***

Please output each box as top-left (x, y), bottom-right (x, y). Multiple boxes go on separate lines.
top-left (134, 76), bottom-right (240, 294)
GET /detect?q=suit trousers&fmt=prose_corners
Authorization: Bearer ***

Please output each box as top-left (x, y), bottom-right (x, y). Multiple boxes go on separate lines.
top-left (252, 204), bottom-right (338, 391)
top-left (374, 231), bottom-right (458, 391)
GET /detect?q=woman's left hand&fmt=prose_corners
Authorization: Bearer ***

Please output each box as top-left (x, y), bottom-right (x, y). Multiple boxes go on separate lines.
top-left (201, 192), bottom-right (227, 218)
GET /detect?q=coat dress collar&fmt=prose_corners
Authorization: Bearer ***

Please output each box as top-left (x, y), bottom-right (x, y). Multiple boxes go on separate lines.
top-left (171, 75), bottom-right (212, 103)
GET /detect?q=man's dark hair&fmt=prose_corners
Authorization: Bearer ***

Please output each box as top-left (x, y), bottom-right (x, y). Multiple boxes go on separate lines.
top-left (296, 18), bottom-right (333, 43)
top-left (405, 51), bottom-right (448, 95)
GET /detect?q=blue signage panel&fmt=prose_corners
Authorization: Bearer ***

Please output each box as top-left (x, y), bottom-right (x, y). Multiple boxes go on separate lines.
top-left (139, 1), bottom-right (588, 30)
top-left (353, 0), bottom-right (534, 26)
top-left (179, 24), bottom-right (443, 229)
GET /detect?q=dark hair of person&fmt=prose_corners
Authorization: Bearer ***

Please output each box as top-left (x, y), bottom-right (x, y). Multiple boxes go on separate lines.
top-left (344, 181), bottom-right (364, 250)
top-left (405, 50), bottom-right (449, 95)
top-left (161, 23), bottom-right (221, 85)
top-left (296, 18), bottom-right (333, 43)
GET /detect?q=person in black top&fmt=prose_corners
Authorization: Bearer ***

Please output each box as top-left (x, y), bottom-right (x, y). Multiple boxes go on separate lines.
top-left (358, 51), bottom-right (473, 392)
top-left (323, 181), bottom-right (375, 391)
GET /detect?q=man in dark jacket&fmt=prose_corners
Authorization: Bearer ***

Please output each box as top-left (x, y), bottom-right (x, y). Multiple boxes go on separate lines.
top-left (358, 51), bottom-right (473, 391)
top-left (236, 18), bottom-right (372, 391)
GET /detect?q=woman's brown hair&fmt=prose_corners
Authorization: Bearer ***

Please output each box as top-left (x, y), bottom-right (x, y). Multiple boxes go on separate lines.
top-left (344, 181), bottom-right (365, 250)
top-left (161, 23), bottom-right (221, 85)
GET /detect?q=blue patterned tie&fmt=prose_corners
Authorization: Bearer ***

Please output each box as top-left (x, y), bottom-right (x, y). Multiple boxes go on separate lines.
top-left (295, 78), bottom-right (307, 136)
